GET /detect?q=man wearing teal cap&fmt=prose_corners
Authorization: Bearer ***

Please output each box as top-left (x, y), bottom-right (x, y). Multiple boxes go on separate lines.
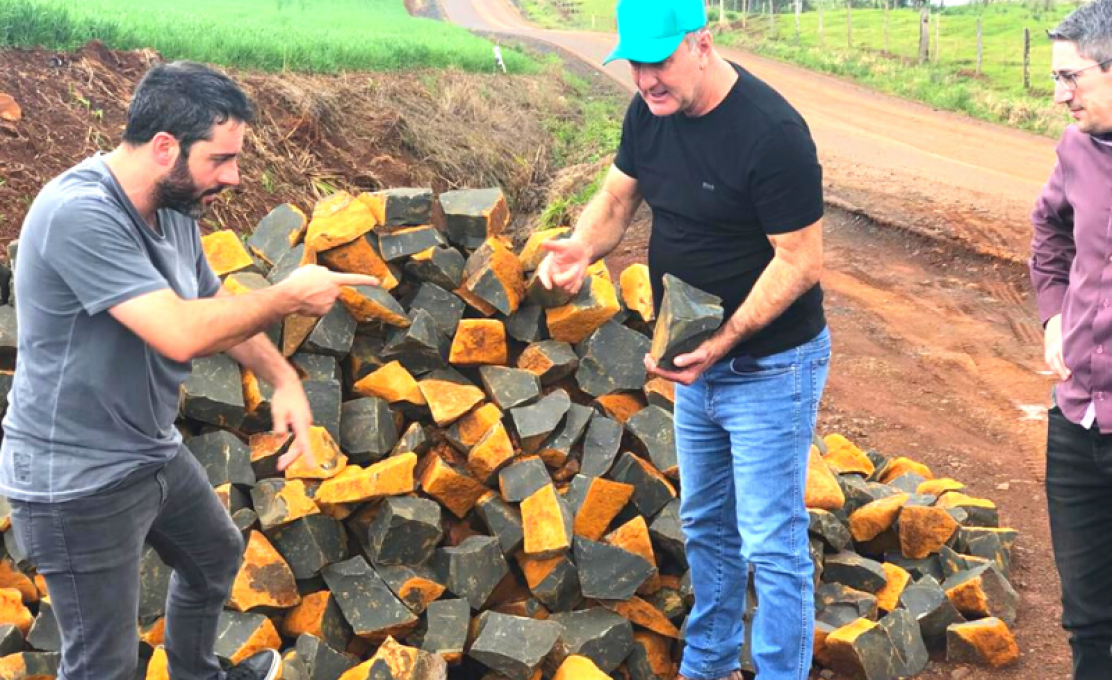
top-left (537, 0), bottom-right (828, 678)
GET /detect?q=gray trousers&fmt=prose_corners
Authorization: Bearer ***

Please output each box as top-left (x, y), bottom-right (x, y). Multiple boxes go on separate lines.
top-left (9, 446), bottom-right (244, 680)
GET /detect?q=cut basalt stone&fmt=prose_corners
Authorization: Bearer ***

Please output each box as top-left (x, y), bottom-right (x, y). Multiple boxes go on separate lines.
top-left (479, 366), bottom-right (541, 411)
top-left (624, 405), bottom-right (677, 479)
top-left (467, 611), bottom-right (561, 680)
top-left (340, 397), bottom-right (398, 464)
top-left (649, 274), bottom-right (723, 371)
top-left (181, 353), bottom-right (246, 429)
top-left (575, 321), bottom-right (651, 397)
top-left (432, 535), bottom-right (510, 610)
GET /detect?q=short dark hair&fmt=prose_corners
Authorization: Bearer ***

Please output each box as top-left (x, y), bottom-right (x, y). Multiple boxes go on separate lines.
top-left (123, 61), bottom-right (255, 155)
top-left (1049, 0), bottom-right (1112, 69)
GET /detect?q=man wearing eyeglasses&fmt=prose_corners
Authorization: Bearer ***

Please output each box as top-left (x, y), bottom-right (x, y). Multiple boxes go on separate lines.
top-left (537, 0), bottom-right (827, 678)
top-left (1030, 1), bottom-right (1112, 678)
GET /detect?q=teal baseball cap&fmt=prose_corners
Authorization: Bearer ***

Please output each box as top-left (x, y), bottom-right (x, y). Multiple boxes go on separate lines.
top-left (603, 0), bottom-right (708, 65)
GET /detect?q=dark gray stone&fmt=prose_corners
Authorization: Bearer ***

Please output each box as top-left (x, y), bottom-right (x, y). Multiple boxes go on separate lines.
top-left (957, 527), bottom-right (1018, 576)
top-left (574, 537), bottom-right (655, 600)
top-left (548, 608), bottom-right (634, 674)
top-left (940, 545), bottom-right (992, 579)
top-left (404, 283), bottom-right (465, 339)
top-left (518, 340), bottom-right (578, 385)
top-left (826, 616), bottom-right (900, 680)
top-left (27, 599), bottom-right (60, 652)
top-left (0, 624), bottom-right (22, 657)
top-left (888, 472), bottom-right (928, 495)
top-left (186, 430), bottom-right (254, 488)
top-left (838, 474), bottom-right (876, 515)
top-left (0, 304), bottom-right (16, 371)
top-left (580, 414), bottom-right (623, 478)
top-left (251, 478), bottom-right (311, 531)
top-left (649, 274), bottom-right (723, 371)
top-left (610, 452), bottom-right (675, 518)
top-left (942, 563), bottom-right (1018, 625)
top-left (538, 403), bottom-right (592, 467)
top-left (650, 498), bottom-right (687, 568)
top-left (809, 509), bottom-right (852, 552)
top-left (884, 552), bottom-right (944, 582)
top-left (340, 397), bottom-right (398, 464)
top-left (377, 563), bottom-right (446, 613)
top-left (440, 188), bottom-right (507, 251)
top-left (375, 188), bottom-right (435, 228)
top-left (480, 366), bottom-right (541, 411)
top-left (181, 354), bottom-right (246, 429)
top-left (267, 243), bottom-right (307, 285)
top-left (823, 551), bottom-right (888, 593)
top-left (304, 380), bottom-right (342, 444)
top-left (899, 575), bottom-right (965, 644)
top-left (506, 305), bottom-right (547, 344)
top-left (421, 598), bottom-right (470, 663)
top-left (293, 633), bottom-right (358, 680)
top-left (404, 245), bottom-right (466, 291)
top-left (815, 583), bottom-right (878, 628)
top-left (525, 554), bottom-right (582, 613)
top-left (383, 309), bottom-right (448, 376)
top-left (499, 457), bottom-right (551, 503)
top-left (392, 422), bottom-right (432, 458)
top-left (292, 353), bottom-right (341, 383)
top-left (432, 535), bottom-right (510, 610)
top-left (320, 557), bottom-right (418, 639)
top-left (303, 302), bottom-right (357, 358)
top-left (345, 335), bottom-right (386, 386)
top-left (379, 226), bottom-right (446, 262)
top-left (880, 608), bottom-right (930, 677)
top-left (575, 321), bottom-right (651, 397)
top-left (525, 272), bottom-right (574, 308)
top-left (625, 405), bottom-right (677, 478)
top-left (366, 496), bottom-right (443, 567)
top-left (468, 611), bottom-right (561, 680)
top-left (510, 389), bottom-right (570, 454)
top-left (475, 493), bottom-right (525, 556)
top-left (268, 514), bottom-right (349, 580)
top-left (215, 611), bottom-right (280, 663)
top-left (248, 203), bottom-right (305, 268)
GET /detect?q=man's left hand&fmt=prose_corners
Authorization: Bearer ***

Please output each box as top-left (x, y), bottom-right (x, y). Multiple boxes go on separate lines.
top-left (270, 379), bottom-right (315, 471)
top-left (644, 336), bottom-right (730, 386)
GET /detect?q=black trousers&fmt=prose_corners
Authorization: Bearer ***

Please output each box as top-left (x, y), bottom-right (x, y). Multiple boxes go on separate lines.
top-left (1047, 406), bottom-right (1112, 680)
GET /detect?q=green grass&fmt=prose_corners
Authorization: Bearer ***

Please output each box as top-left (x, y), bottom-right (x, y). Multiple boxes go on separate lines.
top-left (0, 0), bottom-right (536, 73)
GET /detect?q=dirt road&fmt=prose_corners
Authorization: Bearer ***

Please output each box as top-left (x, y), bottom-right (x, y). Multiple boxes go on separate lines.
top-left (442, 1), bottom-right (1071, 677)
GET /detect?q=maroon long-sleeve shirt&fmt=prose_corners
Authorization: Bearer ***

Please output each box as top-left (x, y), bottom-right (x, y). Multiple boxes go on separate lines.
top-left (1030, 125), bottom-right (1112, 432)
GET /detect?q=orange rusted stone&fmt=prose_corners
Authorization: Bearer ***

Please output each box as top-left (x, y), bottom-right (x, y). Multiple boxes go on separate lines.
top-left (875, 562), bottom-right (912, 613)
top-left (602, 597), bottom-right (679, 638)
top-left (228, 531), bottom-right (300, 612)
top-left (467, 421), bottom-right (516, 484)
top-left (353, 361), bottom-right (425, 406)
top-left (202, 230), bottom-right (256, 277)
top-left (604, 516), bottom-right (661, 595)
top-left (315, 453), bottom-right (416, 505)
top-left (518, 227), bottom-right (570, 272)
top-left (285, 426), bottom-right (347, 480)
top-left (420, 454), bottom-right (488, 518)
top-left (418, 376), bottom-right (484, 427)
top-left (594, 392), bottom-right (646, 424)
top-left (848, 493), bottom-right (909, 542)
top-left (545, 275), bottom-right (621, 344)
top-left (449, 319), bottom-right (508, 366)
top-left (880, 456), bottom-right (934, 484)
top-left (620, 263), bottom-right (655, 324)
top-left (946, 618), bottom-right (1019, 667)
top-left (304, 191), bottom-right (376, 253)
top-left (318, 235), bottom-right (398, 291)
top-left (823, 434), bottom-right (875, 476)
top-left (573, 477), bottom-right (634, 541)
top-left (805, 446), bottom-right (846, 512)
top-left (521, 484), bottom-right (572, 558)
top-left (0, 588), bottom-right (32, 635)
top-left (899, 505), bottom-right (959, 560)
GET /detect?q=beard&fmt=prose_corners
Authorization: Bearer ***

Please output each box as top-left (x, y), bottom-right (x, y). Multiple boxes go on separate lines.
top-left (154, 154), bottom-right (224, 220)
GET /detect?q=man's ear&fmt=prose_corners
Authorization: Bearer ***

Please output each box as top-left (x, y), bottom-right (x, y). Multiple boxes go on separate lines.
top-left (149, 131), bottom-right (180, 169)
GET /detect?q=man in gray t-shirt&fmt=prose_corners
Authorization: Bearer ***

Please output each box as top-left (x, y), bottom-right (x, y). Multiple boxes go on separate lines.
top-left (0, 62), bottom-right (377, 680)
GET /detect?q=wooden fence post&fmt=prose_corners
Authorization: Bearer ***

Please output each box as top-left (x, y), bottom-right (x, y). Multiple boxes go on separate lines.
top-left (795, 0), bottom-right (802, 44)
top-left (976, 16), bottom-right (983, 75)
top-left (933, 11), bottom-right (940, 62)
top-left (1024, 27), bottom-right (1031, 90)
top-left (819, 3), bottom-right (825, 47)
top-left (918, 8), bottom-right (930, 64)
top-left (884, 0), bottom-right (890, 53)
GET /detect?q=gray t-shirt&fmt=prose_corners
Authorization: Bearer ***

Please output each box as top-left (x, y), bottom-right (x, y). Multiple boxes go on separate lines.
top-left (0, 155), bottom-right (222, 502)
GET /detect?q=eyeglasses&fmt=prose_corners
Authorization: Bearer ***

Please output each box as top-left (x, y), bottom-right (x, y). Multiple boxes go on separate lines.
top-left (1051, 58), bottom-right (1112, 90)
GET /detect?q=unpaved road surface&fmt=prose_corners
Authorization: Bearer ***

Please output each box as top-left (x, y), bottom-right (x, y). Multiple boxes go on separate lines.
top-left (444, 1), bottom-right (1071, 677)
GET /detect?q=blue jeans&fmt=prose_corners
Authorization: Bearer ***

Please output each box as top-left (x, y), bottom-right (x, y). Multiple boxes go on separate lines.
top-left (8, 446), bottom-right (245, 680)
top-left (676, 327), bottom-right (830, 680)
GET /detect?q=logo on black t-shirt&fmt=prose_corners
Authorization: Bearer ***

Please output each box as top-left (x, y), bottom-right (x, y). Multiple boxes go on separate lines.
top-left (702, 181), bottom-right (716, 192)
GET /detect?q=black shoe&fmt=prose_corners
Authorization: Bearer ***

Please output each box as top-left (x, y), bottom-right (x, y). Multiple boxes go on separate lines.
top-left (224, 649), bottom-right (281, 680)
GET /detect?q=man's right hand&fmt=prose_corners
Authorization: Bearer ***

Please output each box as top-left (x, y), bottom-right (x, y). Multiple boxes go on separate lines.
top-left (278, 265), bottom-right (379, 317)
top-left (536, 238), bottom-right (591, 296)
top-left (1045, 313), bottom-right (1071, 380)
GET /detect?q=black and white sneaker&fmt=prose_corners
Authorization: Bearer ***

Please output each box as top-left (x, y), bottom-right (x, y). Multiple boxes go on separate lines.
top-left (223, 649), bottom-right (282, 680)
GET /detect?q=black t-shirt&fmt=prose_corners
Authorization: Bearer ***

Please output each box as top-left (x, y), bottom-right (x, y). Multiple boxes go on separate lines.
top-left (614, 63), bottom-right (826, 358)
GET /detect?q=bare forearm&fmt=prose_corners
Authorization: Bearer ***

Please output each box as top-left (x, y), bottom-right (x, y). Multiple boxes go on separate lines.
top-left (715, 252), bottom-right (821, 350)
top-left (225, 332), bottom-right (298, 387)
top-left (572, 186), bottom-right (639, 263)
top-left (181, 287), bottom-right (296, 360)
